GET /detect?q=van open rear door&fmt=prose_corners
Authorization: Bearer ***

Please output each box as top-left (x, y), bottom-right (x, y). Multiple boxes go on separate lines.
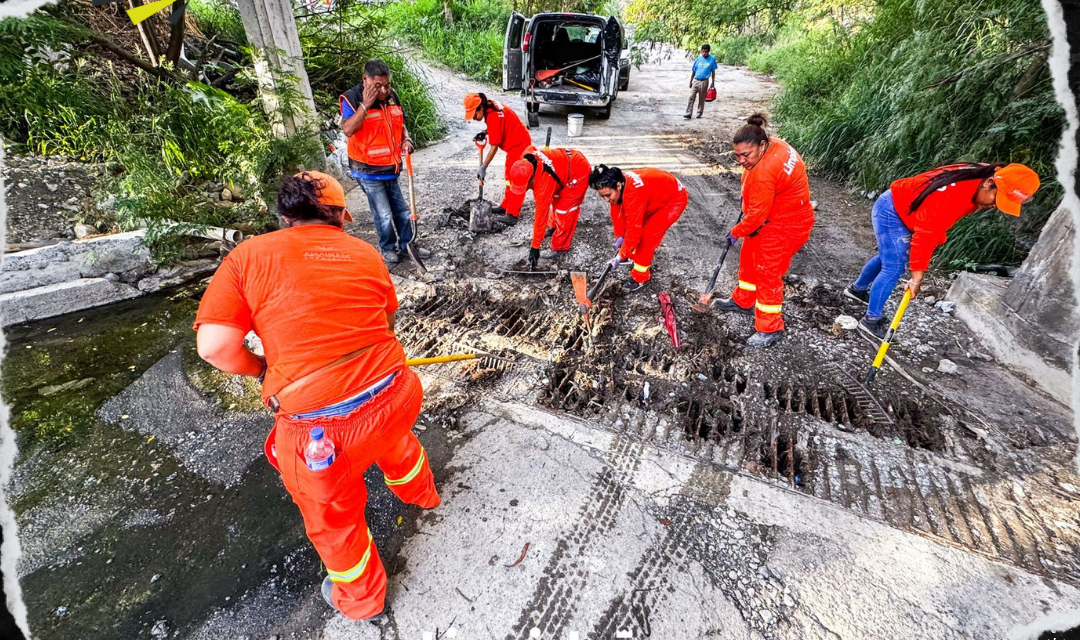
top-left (503, 12), bottom-right (526, 91)
top-left (603, 17), bottom-right (622, 96)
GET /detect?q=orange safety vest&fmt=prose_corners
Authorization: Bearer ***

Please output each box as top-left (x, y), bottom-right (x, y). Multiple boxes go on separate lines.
top-left (340, 91), bottom-right (405, 171)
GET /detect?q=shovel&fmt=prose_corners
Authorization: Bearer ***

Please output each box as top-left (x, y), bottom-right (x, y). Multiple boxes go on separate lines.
top-left (693, 207), bottom-right (743, 312)
top-left (403, 153), bottom-right (428, 274)
top-left (571, 251), bottom-right (623, 317)
top-left (469, 138), bottom-right (488, 232)
top-left (535, 55), bottom-right (603, 82)
top-left (864, 289), bottom-right (912, 386)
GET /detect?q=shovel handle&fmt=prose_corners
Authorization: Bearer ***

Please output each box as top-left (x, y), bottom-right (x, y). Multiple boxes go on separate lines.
top-left (405, 153), bottom-right (418, 222)
top-left (544, 126), bottom-right (552, 149)
top-left (586, 251), bottom-right (621, 302)
top-left (865, 289), bottom-right (912, 384)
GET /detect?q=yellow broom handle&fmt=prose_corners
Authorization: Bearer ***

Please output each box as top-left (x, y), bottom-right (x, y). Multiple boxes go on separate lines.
top-left (870, 289), bottom-right (912, 368)
top-left (406, 354), bottom-right (478, 367)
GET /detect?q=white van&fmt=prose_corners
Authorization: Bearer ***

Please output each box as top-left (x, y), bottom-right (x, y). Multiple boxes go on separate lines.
top-left (502, 12), bottom-right (625, 126)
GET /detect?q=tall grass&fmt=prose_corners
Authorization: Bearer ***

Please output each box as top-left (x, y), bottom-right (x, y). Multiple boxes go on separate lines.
top-left (381, 0), bottom-right (509, 84)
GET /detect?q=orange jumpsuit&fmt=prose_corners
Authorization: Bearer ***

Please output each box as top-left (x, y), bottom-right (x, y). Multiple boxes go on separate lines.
top-left (526, 147), bottom-right (591, 251)
top-left (729, 136), bottom-right (815, 333)
top-left (610, 168), bottom-right (688, 284)
top-left (484, 101), bottom-right (532, 216)
top-left (194, 225), bottom-right (440, 620)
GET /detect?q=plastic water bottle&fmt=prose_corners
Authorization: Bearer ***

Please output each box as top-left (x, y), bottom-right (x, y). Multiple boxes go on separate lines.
top-left (304, 427), bottom-right (336, 471)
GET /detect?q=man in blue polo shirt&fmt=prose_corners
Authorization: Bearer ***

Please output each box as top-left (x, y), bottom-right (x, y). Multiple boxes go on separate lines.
top-left (685, 44), bottom-right (717, 120)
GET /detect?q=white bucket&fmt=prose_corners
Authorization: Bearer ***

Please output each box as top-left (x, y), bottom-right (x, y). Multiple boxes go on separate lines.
top-left (567, 113), bottom-right (584, 137)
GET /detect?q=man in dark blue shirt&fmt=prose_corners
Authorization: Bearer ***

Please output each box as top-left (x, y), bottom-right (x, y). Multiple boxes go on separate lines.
top-left (685, 44), bottom-right (718, 119)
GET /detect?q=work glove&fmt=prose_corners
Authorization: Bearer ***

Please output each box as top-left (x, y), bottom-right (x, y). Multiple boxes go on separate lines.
top-left (727, 232), bottom-right (738, 247)
top-left (613, 236), bottom-right (624, 251)
top-left (477, 164), bottom-right (488, 182)
top-left (528, 247), bottom-right (540, 270)
top-left (473, 131), bottom-right (487, 144)
top-left (609, 254), bottom-right (628, 272)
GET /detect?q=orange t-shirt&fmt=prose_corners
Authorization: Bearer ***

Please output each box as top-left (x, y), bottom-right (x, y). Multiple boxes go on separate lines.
top-left (485, 102), bottom-right (532, 157)
top-left (733, 136), bottom-right (814, 238)
top-left (193, 224), bottom-right (404, 414)
top-left (889, 165), bottom-right (982, 272)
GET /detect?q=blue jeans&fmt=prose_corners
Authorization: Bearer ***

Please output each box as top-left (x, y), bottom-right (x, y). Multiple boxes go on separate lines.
top-left (852, 190), bottom-right (912, 320)
top-left (357, 177), bottom-right (413, 253)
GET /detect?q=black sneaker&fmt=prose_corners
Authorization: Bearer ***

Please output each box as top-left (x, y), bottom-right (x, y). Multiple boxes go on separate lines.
top-left (747, 330), bottom-right (784, 348)
top-left (844, 285), bottom-right (870, 305)
top-left (493, 214), bottom-right (519, 227)
top-left (858, 316), bottom-right (887, 340)
top-left (683, 114), bottom-right (692, 120)
top-left (712, 298), bottom-right (754, 316)
top-left (623, 278), bottom-right (646, 293)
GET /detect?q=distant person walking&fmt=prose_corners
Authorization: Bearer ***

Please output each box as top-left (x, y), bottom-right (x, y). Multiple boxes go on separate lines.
top-left (685, 44), bottom-right (717, 120)
top-left (845, 163), bottom-right (1040, 339)
top-left (340, 59), bottom-right (431, 265)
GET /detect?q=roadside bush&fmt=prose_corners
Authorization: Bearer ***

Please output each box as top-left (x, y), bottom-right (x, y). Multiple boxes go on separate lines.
top-left (0, 1), bottom-right (445, 262)
top-left (381, 0), bottom-right (509, 84)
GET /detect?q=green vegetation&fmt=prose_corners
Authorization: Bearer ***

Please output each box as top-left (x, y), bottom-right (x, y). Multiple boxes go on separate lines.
top-left (382, 0), bottom-right (509, 84)
top-left (0, 0), bottom-right (442, 262)
top-left (626, 0), bottom-right (1062, 267)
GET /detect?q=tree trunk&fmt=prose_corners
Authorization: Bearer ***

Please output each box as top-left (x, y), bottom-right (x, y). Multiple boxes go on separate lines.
top-left (164, 0), bottom-right (186, 65)
top-left (235, 0), bottom-right (320, 143)
top-left (443, 0), bottom-right (453, 26)
top-left (129, 0), bottom-right (162, 65)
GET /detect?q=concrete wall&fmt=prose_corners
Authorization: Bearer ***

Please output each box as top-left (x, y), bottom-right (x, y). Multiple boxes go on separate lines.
top-left (948, 205), bottom-right (1078, 406)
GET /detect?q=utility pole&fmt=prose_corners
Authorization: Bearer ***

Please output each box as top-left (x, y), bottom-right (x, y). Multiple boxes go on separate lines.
top-left (235, 0), bottom-right (319, 140)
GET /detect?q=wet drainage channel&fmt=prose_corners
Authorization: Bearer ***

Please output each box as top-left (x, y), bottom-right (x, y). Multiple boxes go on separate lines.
top-left (399, 284), bottom-right (1080, 587)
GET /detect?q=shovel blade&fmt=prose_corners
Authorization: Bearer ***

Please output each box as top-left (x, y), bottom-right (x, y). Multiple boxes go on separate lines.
top-left (406, 242), bottom-right (428, 274)
top-left (692, 290), bottom-right (715, 313)
top-left (570, 271), bottom-right (590, 309)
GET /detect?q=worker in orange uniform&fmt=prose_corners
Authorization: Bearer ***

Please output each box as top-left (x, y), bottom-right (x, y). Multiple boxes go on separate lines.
top-left (466, 92), bottom-right (533, 227)
top-left (505, 145), bottom-right (591, 267)
top-left (589, 164), bottom-right (688, 293)
top-left (845, 162), bottom-right (1040, 339)
top-left (193, 171), bottom-right (439, 621)
top-left (713, 113), bottom-right (815, 348)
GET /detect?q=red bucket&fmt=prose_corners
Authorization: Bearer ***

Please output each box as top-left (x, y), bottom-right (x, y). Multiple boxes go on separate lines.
top-left (705, 87), bottom-right (717, 102)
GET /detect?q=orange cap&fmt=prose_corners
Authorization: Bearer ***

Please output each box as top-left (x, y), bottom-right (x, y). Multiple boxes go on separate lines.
top-left (508, 159), bottom-right (535, 195)
top-left (296, 170), bottom-right (352, 221)
top-left (464, 93), bottom-right (482, 120)
top-left (992, 163), bottom-right (1040, 217)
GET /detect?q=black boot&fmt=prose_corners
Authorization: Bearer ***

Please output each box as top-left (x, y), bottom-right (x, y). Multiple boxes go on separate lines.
top-left (713, 298), bottom-right (753, 316)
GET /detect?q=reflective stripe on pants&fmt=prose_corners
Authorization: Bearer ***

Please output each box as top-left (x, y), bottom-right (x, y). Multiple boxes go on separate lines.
top-left (271, 368), bottom-right (439, 620)
top-left (730, 220), bottom-right (813, 333)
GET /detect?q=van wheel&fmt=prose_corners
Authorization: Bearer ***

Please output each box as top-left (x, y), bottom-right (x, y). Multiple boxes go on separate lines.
top-left (597, 103), bottom-right (612, 120)
top-left (527, 110), bottom-right (540, 128)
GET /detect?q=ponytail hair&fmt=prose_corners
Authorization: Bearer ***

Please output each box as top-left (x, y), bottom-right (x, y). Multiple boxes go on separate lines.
top-left (589, 164), bottom-right (624, 190)
top-left (733, 112), bottom-right (769, 147)
top-left (909, 163), bottom-right (999, 212)
top-left (278, 174), bottom-right (339, 226)
top-left (477, 92), bottom-right (496, 117)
